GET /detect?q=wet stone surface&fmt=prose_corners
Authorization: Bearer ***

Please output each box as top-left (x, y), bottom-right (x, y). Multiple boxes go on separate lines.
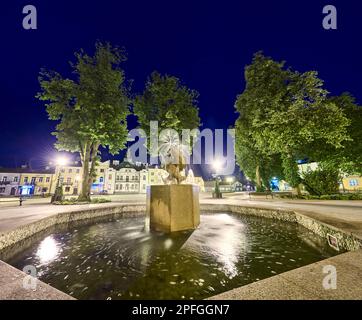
top-left (4, 213), bottom-right (340, 300)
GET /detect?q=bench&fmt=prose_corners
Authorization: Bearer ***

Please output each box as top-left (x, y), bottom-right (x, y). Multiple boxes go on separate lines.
top-left (248, 191), bottom-right (273, 199)
top-left (272, 191), bottom-right (294, 199)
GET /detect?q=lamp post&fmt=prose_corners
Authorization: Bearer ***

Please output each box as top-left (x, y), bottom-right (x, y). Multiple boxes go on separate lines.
top-left (212, 160), bottom-right (222, 199)
top-left (51, 157), bottom-right (67, 203)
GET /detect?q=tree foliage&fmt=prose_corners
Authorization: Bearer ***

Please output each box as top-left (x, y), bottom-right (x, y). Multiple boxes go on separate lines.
top-left (235, 52), bottom-right (353, 192)
top-left (37, 42), bottom-right (130, 201)
top-left (134, 71), bottom-right (200, 135)
top-left (301, 165), bottom-right (340, 196)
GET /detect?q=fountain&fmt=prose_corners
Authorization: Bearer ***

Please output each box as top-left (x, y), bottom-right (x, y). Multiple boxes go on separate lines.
top-left (146, 144), bottom-right (200, 233)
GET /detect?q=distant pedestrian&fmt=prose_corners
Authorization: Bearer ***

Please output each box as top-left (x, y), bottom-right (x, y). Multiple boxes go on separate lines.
top-left (19, 196), bottom-right (23, 206)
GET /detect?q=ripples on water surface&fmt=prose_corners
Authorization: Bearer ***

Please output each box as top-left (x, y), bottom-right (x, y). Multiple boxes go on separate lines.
top-left (5, 213), bottom-right (339, 299)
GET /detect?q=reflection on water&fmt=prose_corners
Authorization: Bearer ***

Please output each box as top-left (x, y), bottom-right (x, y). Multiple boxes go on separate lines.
top-left (36, 236), bottom-right (61, 265)
top-left (182, 214), bottom-right (247, 278)
top-left (5, 213), bottom-right (339, 300)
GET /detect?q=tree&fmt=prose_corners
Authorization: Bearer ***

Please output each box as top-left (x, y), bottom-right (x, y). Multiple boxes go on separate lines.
top-left (133, 71), bottom-right (200, 168)
top-left (134, 71), bottom-right (200, 135)
top-left (235, 118), bottom-right (283, 191)
top-left (317, 93), bottom-right (362, 175)
top-left (37, 42), bottom-right (130, 201)
top-left (234, 52), bottom-right (350, 194)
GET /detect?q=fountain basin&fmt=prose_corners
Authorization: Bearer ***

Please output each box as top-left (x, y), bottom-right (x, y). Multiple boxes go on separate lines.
top-left (1, 212), bottom-right (340, 300)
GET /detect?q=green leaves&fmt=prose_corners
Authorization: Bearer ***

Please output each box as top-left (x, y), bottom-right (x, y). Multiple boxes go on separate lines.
top-left (235, 52), bottom-right (356, 190)
top-left (37, 41), bottom-right (131, 156)
top-left (133, 71), bottom-right (200, 136)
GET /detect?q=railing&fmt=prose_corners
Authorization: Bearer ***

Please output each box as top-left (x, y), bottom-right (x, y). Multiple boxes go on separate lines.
top-left (0, 181), bottom-right (11, 185)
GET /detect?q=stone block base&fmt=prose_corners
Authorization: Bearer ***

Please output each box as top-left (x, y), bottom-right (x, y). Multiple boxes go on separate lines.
top-left (146, 184), bottom-right (200, 233)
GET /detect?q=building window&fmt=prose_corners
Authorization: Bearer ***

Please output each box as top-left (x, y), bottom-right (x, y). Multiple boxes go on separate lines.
top-left (31, 177), bottom-right (36, 184)
top-left (100, 169), bottom-right (105, 173)
top-left (116, 184), bottom-right (119, 190)
top-left (65, 187), bottom-right (71, 192)
top-left (13, 177), bottom-right (18, 183)
top-left (109, 174), bottom-right (112, 180)
top-left (24, 177), bottom-right (28, 183)
top-left (143, 176), bottom-right (146, 180)
top-left (61, 169), bottom-right (65, 173)
top-left (349, 179), bottom-right (359, 187)
top-left (2, 176), bottom-right (7, 182)
top-left (38, 177), bottom-right (43, 183)
top-left (67, 178), bottom-right (72, 184)
top-left (76, 169), bottom-right (80, 174)
top-left (120, 184), bottom-right (123, 190)
top-left (99, 177), bottom-right (104, 183)
top-left (46, 177), bottom-right (50, 183)
top-left (68, 169), bottom-right (72, 173)
top-left (0, 187), bottom-right (5, 193)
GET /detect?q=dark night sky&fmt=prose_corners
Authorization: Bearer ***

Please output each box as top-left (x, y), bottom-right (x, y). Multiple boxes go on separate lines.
top-left (1, 0), bottom-right (361, 171)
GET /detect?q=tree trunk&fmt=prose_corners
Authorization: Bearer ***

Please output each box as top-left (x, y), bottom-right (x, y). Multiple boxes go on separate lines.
top-left (78, 142), bottom-right (91, 202)
top-left (295, 184), bottom-right (302, 196)
top-left (255, 165), bottom-right (262, 191)
top-left (87, 142), bottom-right (100, 196)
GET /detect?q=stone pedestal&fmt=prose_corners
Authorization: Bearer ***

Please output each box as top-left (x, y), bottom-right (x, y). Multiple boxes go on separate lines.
top-left (146, 184), bottom-right (200, 233)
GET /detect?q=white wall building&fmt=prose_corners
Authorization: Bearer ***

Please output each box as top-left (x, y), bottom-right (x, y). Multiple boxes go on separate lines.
top-left (0, 171), bottom-right (21, 196)
top-left (114, 166), bottom-right (140, 193)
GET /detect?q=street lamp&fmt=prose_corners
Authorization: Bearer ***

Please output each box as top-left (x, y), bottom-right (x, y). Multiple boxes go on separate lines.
top-left (226, 176), bottom-right (234, 184)
top-left (212, 160), bottom-right (222, 174)
top-left (51, 156), bottom-right (68, 203)
top-left (56, 157), bottom-right (67, 167)
top-left (212, 159), bottom-right (223, 199)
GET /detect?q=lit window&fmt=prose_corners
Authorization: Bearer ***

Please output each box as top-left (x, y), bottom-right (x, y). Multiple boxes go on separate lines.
top-left (349, 179), bottom-right (359, 187)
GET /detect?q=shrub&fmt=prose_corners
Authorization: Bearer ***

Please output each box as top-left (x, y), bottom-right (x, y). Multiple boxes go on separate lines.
top-left (91, 198), bottom-right (111, 204)
top-left (301, 166), bottom-right (340, 196)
